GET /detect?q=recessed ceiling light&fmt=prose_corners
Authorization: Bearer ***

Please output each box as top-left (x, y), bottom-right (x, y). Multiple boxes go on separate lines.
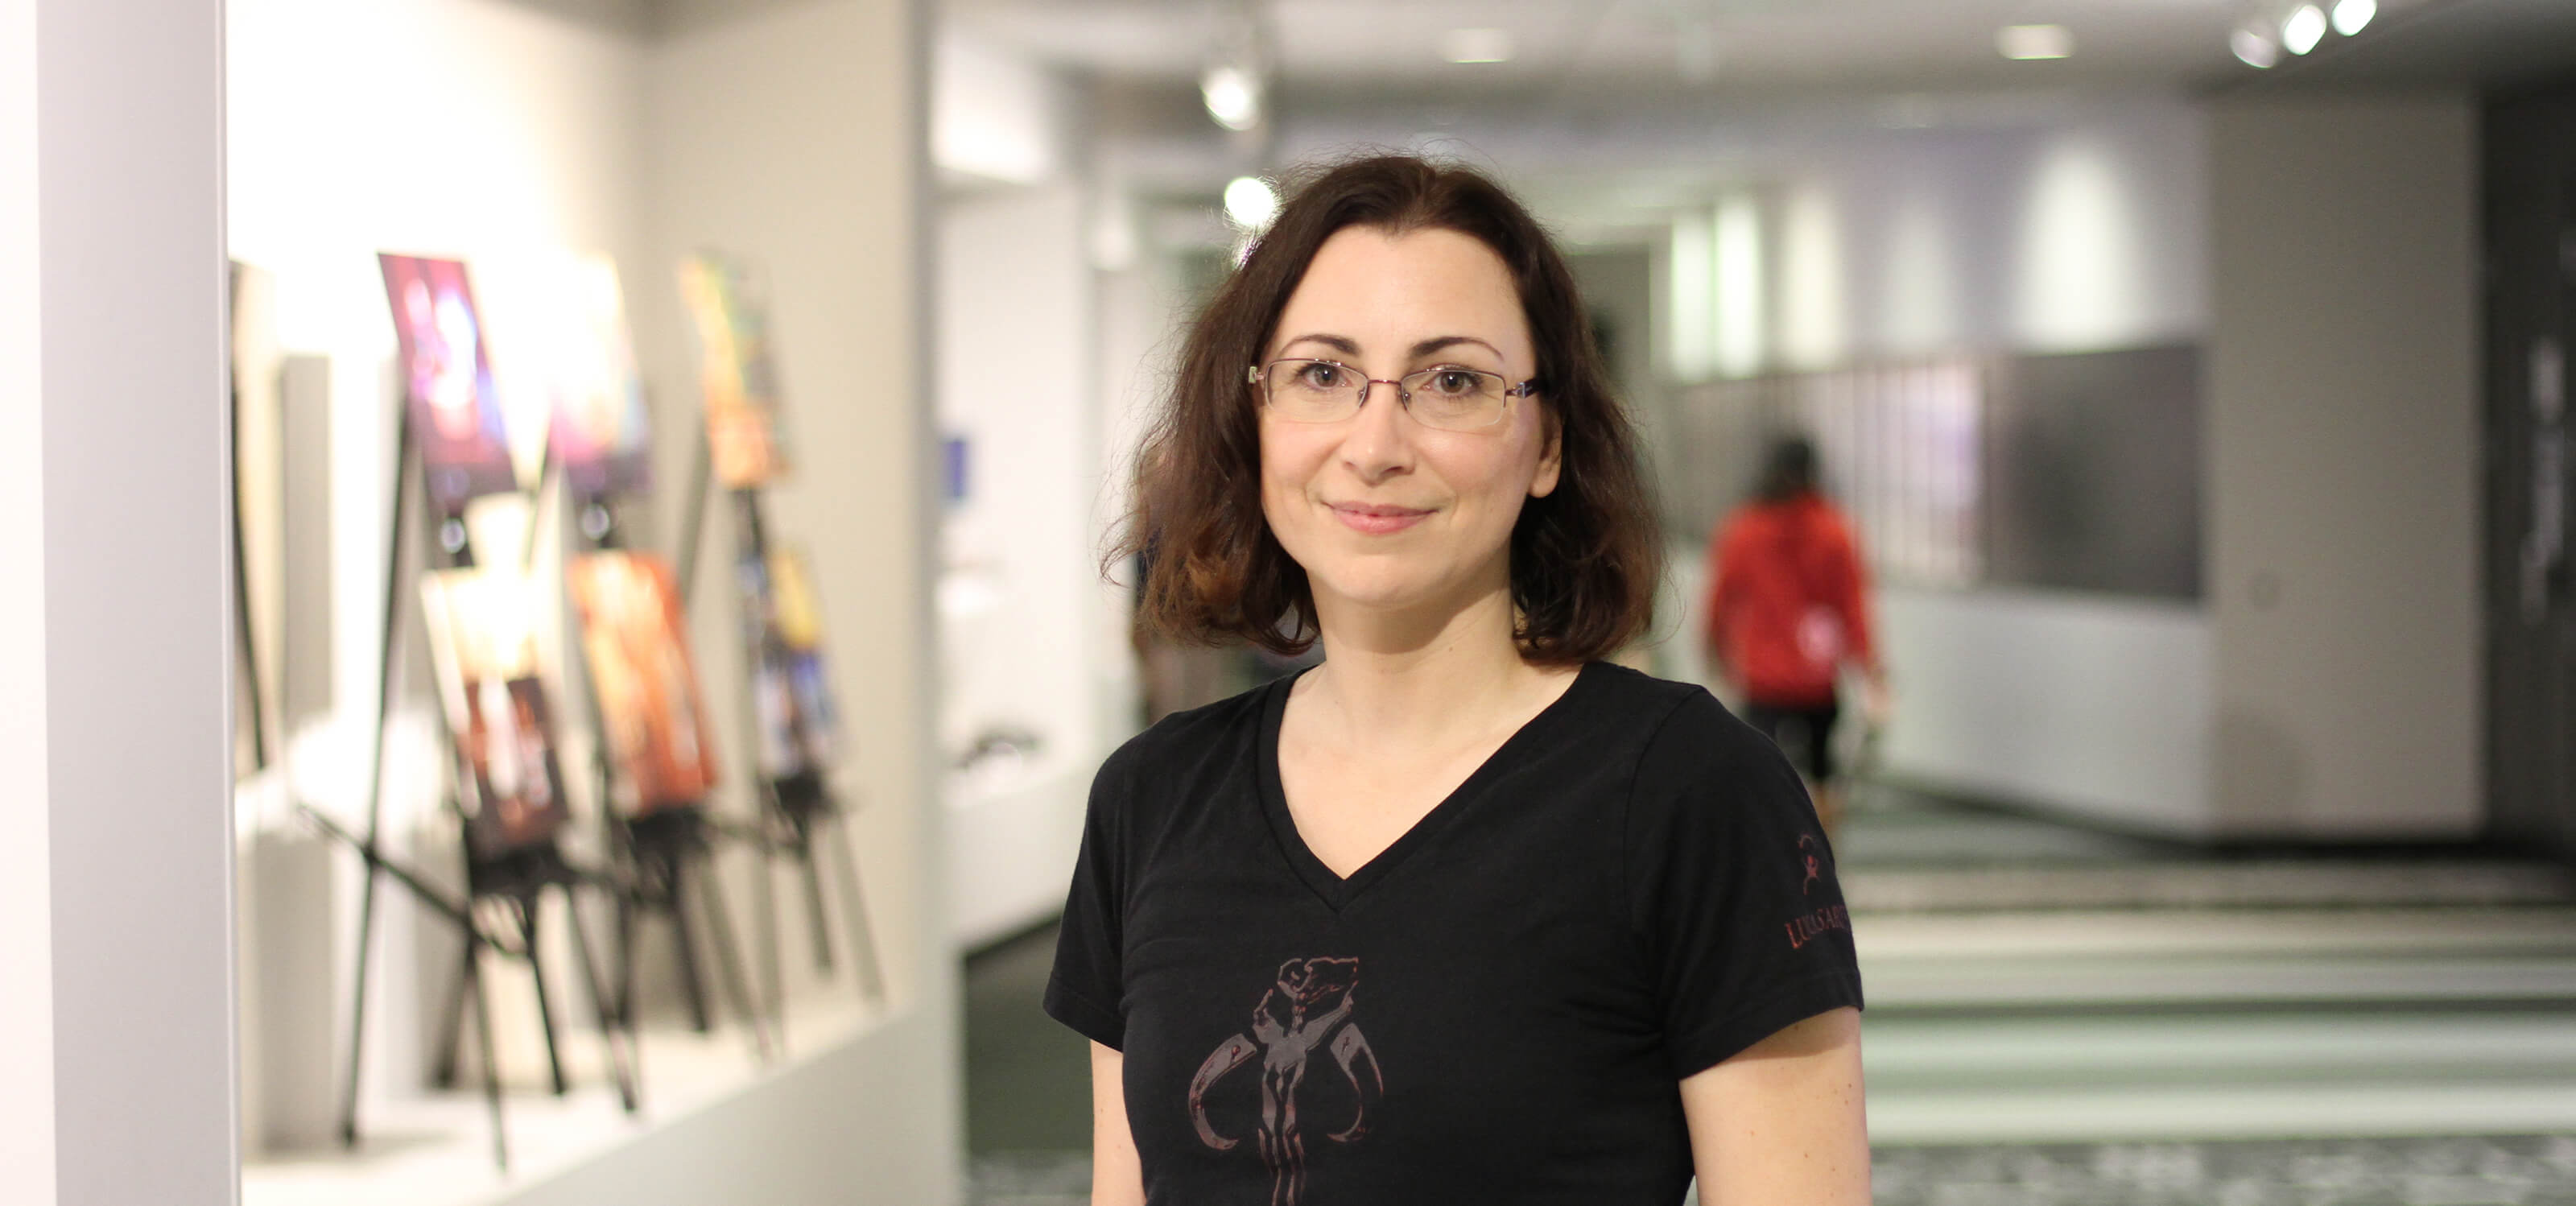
top-left (2230, 23), bottom-right (2281, 68)
top-left (1442, 27), bottom-right (1513, 64)
top-left (2330, 0), bottom-right (2376, 36)
top-left (2281, 4), bottom-right (2328, 55)
top-left (1998, 24), bottom-right (2073, 61)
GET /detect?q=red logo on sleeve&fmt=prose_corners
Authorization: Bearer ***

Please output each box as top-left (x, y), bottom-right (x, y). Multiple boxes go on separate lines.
top-left (1785, 832), bottom-right (1850, 948)
top-left (1785, 904), bottom-right (1852, 950)
top-left (1798, 833), bottom-right (1827, 894)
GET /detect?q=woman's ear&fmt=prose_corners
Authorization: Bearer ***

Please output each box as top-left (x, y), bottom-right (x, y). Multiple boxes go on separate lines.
top-left (1530, 407), bottom-right (1563, 499)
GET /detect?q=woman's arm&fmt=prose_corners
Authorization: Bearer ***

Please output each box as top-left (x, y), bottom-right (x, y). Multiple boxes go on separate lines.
top-left (1678, 1007), bottom-right (1868, 1205)
top-left (1089, 1041), bottom-right (1146, 1206)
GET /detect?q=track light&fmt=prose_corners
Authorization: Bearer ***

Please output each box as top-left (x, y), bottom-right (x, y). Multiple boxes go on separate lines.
top-left (2281, 4), bottom-right (2327, 55)
top-left (1200, 63), bottom-right (1262, 132)
top-left (2231, 19), bottom-right (2281, 68)
top-left (2330, 0), bottom-right (2376, 35)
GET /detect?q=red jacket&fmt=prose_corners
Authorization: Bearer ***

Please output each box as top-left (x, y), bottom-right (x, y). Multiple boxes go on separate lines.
top-left (1704, 493), bottom-right (1876, 708)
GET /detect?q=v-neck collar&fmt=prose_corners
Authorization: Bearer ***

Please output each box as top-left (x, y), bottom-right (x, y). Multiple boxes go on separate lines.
top-left (1256, 661), bottom-right (1603, 914)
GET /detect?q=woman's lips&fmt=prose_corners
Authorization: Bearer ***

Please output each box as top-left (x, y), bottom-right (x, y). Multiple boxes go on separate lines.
top-left (1330, 502), bottom-right (1432, 535)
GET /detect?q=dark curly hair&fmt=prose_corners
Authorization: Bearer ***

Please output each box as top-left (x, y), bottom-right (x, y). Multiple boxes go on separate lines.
top-left (1116, 155), bottom-right (1662, 666)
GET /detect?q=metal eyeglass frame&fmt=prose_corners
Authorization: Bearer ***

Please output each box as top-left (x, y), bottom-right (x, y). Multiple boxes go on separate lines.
top-left (1246, 358), bottom-right (1541, 430)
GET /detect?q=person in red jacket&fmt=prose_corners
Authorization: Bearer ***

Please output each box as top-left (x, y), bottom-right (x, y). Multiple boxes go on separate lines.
top-left (1704, 437), bottom-right (1889, 835)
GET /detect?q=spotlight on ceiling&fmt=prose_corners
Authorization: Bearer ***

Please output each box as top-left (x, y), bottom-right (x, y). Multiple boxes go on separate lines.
top-left (1224, 176), bottom-right (1279, 231)
top-left (2330, 0), bottom-right (2376, 35)
top-left (1997, 24), bottom-right (2074, 61)
top-left (1441, 27), bottom-right (1513, 64)
top-left (1200, 63), bottom-right (1262, 132)
top-left (2281, 4), bottom-right (2328, 55)
top-left (2230, 21), bottom-right (2281, 68)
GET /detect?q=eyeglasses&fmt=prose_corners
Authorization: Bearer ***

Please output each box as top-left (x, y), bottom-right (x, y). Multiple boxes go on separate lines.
top-left (1249, 358), bottom-right (1538, 432)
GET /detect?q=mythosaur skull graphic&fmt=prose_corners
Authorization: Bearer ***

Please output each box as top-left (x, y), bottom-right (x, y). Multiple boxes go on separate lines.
top-left (1187, 956), bottom-right (1385, 1206)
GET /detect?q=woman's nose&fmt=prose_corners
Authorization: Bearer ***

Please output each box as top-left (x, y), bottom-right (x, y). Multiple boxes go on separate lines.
top-left (1338, 378), bottom-right (1415, 481)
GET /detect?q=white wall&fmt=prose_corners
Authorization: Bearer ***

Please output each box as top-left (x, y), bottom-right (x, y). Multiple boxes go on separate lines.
top-left (1671, 101), bottom-right (2207, 373)
top-left (2205, 95), bottom-right (2481, 839)
top-left (937, 183), bottom-right (1108, 948)
top-left (33, 1), bottom-right (239, 1204)
top-left (1878, 589), bottom-right (2214, 834)
top-left (0, 0), bottom-right (56, 1196)
top-left (931, 31), bottom-right (1069, 188)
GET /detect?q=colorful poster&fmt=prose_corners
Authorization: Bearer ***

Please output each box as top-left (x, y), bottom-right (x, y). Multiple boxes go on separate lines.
top-left (543, 255), bottom-right (654, 500)
top-left (568, 551), bottom-right (717, 814)
top-left (736, 547), bottom-right (839, 780)
top-left (380, 254), bottom-right (518, 507)
top-left (676, 253), bottom-right (789, 489)
top-left (419, 568), bottom-right (571, 859)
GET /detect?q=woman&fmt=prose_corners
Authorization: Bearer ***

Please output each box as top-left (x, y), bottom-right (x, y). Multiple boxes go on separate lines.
top-left (1704, 436), bottom-right (1890, 837)
top-left (1048, 156), bottom-right (1867, 1205)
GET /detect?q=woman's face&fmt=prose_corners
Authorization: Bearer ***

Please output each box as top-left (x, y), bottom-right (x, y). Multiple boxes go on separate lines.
top-left (1258, 225), bottom-right (1560, 625)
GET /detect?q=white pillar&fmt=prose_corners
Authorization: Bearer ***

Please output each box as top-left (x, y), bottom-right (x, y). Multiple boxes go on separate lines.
top-left (14, 0), bottom-right (239, 1204)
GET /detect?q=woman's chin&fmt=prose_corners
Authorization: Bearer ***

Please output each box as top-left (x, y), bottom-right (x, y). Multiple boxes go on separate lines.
top-left (1308, 567), bottom-right (1473, 623)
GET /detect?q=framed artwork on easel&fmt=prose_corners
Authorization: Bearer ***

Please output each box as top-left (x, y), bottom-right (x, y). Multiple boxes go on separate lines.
top-left (672, 250), bottom-right (883, 1009)
top-left (308, 254), bottom-right (638, 1174)
top-left (418, 568), bottom-right (572, 861)
top-left (378, 253), bottom-right (518, 507)
top-left (677, 253), bottom-right (791, 489)
top-left (568, 551), bottom-right (718, 816)
top-left (543, 255), bottom-right (655, 501)
top-left (737, 545), bottom-right (841, 783)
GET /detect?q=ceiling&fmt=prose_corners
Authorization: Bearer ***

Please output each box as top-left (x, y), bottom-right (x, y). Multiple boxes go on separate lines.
top-left (948, 0), bottom-right (2445, 109)
top-left (2223, 0), bottom-right (2576, 93)
top-left (945, 0), bottom-right (2576, 239)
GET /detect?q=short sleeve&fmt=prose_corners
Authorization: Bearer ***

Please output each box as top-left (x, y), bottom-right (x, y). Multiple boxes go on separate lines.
top-left (1044, 754), bottom-right (1130, 1050)
top-left (1625, 689), bottom-right (1864, 1079)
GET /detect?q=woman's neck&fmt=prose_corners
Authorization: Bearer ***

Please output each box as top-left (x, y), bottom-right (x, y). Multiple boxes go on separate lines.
top-left (1298, 580), bottom-right (1571, 754)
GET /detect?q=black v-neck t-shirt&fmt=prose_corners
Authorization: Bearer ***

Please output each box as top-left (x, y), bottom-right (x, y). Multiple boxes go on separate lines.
top-left (1045, 662), bottom-right (1863, 1205)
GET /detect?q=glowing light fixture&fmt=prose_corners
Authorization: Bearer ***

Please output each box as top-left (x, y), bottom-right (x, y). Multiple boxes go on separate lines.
top-left (1997, 24), bottom-right (2073, 60)
top-left (2281, 4), bottom-right (2327, 54)
top-left (1224, 176), bottom-right (1278, 230)
top-left (2330, 0), bottom-right (2376, 35)
top-left (2230, 22), bottom-right (2281, 68)
top-left (1440, 27), bottom-right (1513, 64)
top-left (1200, 64), bottom-right (1262, 132)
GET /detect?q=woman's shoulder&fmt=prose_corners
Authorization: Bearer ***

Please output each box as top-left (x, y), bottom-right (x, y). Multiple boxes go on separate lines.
top-left (1579, 663), bottom-right (1796, 789)
top-left (1093, 675), bottom-right (1282, 787)
top-left (1578, 663), bottom-right (1740, 735)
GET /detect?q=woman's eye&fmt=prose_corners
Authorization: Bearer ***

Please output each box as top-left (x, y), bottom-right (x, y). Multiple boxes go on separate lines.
top-left (1299, 363), bottom-right (1348, 389)
top-left (1430, 370), bottom-right (1479, 396)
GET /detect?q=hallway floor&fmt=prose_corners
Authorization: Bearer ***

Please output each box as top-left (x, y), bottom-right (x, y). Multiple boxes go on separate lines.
top-left (963, 787), bottom-right (2576, 1204)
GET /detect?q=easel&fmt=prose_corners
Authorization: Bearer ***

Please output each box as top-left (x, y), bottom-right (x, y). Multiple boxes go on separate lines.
top-left (230, 404), bottom-right (273, 775)
top-left (309, 404), bottom-right (638, 1174)
top-left (563, 496), bottom-right (774, 1060)
top-left (671, 429), bottom-right (887, 1033)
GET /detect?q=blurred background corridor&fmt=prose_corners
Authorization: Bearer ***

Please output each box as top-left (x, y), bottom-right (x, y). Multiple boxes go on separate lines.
top-left (11, 0), bottom-right (2576, 1204)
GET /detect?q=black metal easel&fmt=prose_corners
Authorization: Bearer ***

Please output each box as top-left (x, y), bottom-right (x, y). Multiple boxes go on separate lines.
top-left (564, 497), bottom-right (774, 1061)
top-left (230, 372), bottom-right (273, 776)
top-left (671, 430), bottom-right (887, 1035)
top-left (308, 411), bottom-right (638, 1174)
